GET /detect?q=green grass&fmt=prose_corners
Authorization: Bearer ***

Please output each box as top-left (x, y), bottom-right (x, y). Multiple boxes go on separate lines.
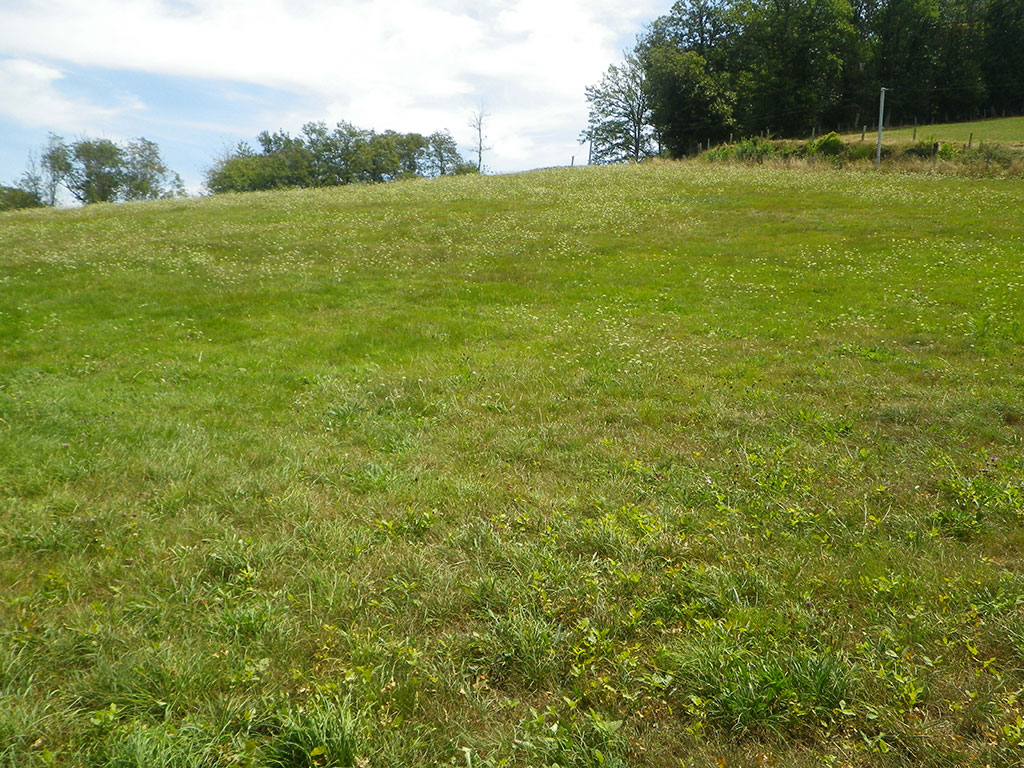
top-left (2, 162), bottom-right (1024, 767)
top-left (843, 115), bottom-right (1024, 147)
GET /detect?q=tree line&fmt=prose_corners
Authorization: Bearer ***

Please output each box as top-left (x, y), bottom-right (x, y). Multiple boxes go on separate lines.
top-left (205, 122), bottom-right (476, 194)
top-left (1, 118), bottom-right (479, 211)
top-left (1, 135), bottom-right (185, 211)
top-left (583, 0), bottom-right (1024, 160)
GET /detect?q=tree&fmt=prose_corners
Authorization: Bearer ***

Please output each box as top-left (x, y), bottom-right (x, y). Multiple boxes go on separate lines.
top-left (10, 152), bottom-right (47, 208)
top-left (871, 0), bottom-right (941, 120)
top-left (40, 134), bottom-right (183, 204)
top-left (419, 131), bottom-right (473, 176)
top-left (644, 45), bottom-right (735, 155)
top-left (468, 107), bottom-right (492, 173)
top-left (581, 52), bottom-right (658, 163)
top-left (122, 138), bottom-right (185, 200)
top-left (732, 0), bottom-right (856, 135)
top-left (40, 134), bottom-right (71, 206)
top-left (983, 0), bottom-right (1024, 115)
top-left (205, 121), bottom-right (468, 193)
top-left (606, 0), bottom-right (1023, 148)
top-left (932, 0), bottom-right (987, 121)
top-left (64, 138), bottom-right (124, 204)
top-left (255, 130), bottom-right (315, 188)
top-left (644, 0), bottom-right (738, 65)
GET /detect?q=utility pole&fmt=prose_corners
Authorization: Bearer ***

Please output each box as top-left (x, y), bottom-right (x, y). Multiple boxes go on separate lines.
top-left (875, 87), bottom-right (888, 167)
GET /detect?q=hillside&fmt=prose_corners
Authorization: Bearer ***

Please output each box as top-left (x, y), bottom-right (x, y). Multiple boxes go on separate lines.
top-left (2, 165), bottom-right (1024, 767)
top-left (843, 115), bottom-right (1024, 149)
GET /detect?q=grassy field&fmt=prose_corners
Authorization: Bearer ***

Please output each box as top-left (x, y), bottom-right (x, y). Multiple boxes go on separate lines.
top-left (2, 163), bottom-right (1024, 767)
top-left (842, 115), bottom-right (1024, 148)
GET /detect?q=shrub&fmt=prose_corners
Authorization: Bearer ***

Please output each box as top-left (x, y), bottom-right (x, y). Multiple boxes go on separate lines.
top-left (733, 137), bottom-right (779, 162)
top-left (0, 185), bottom-right (43, 212)
top-left (846, 142), bottom-right (876, 161)
top-left (807, 132), bottom-right (845, 157)
top-left (901, 141), bottom-right (937, 159)
top-left (966, 142), bottom-right (1015, 168)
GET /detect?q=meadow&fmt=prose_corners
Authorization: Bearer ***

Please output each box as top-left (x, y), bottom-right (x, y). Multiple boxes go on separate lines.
top-left (1, 163), bottom-right (1023, 767)
top-left (843, 115), bottom-right (1024, 149)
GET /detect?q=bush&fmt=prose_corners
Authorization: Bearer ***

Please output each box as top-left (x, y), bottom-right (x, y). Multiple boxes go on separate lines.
top-left (0, 185), bottom-right (43, 212)
top-left (847, 142), bottom-right (876, 161)
top-left (966, 142), bottom-right (1015, 168)
top-left (703, 144), bottom-right (736, 162)
top-left (807, 132), bottom-right (845, 157)
top-left (901, 141), bottom-right (936, 159)
top-left (733, 137), bottom-right (779, 162)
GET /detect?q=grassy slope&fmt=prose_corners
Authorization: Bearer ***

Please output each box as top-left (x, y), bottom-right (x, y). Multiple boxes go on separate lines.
top-left (2, 164), bottom-right (1024, 767)
top-left (842, 115), bottom-right (1024, 147)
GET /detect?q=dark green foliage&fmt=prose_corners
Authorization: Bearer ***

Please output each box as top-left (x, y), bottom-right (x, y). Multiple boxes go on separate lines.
top-left (205, 121), bottom-right (470, 193)
top-left (630, 0), bottom-right (1024, 156)
top-left (808, 131), bottom-right (846, 156)
top-left (644, 46), bottom-right (734, 155)
top-left (419, 131), bottom-right (471, 177)
top-left (0, 185), bottom-right (43, 212)
top-left (733, 0), bottom-right (856, 136)
top-left (64, 137), bottom-right (124, 204)
top-left (984, 0), bottom-right (1024, 115)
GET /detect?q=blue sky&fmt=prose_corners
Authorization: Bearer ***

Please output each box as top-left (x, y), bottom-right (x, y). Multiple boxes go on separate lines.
top-left (0, 0), bottom-right (664, 195)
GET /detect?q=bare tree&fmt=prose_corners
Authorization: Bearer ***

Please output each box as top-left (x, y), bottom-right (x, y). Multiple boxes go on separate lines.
top-left (468, 106), bottom-right (492, 173)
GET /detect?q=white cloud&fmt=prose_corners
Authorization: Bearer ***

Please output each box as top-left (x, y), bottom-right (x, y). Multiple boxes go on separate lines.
top-left (0, 58), bottom-right (142, 131)
top-left (0, 0), bottom-right (664, 170)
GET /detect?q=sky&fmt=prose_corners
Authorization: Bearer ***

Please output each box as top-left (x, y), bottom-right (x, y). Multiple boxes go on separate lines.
top-left (0, 0), bottom-right (666, 194)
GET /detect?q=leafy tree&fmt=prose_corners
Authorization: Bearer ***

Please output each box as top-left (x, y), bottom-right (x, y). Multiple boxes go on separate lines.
top-left (63, 138), bottom-right (124, 204)
top-left (367, 130), bottom-right (428, 182)
top-left (122, 138), bottom-right (186, 200)
top-left (983, 0), bottom-right (1024, 115)
top-left (732, 0), bottom-right (856, 135)
top-left (206, 121), bottom-right (471, 193)
top-left (419, 131), bottom-right (467, 176)
top-left (301, 121), bottom-right (354, 186)
top-left (618, 0), bottom-right (1024, 153)
top-left (643, 0), bottom-right (738, 65)
top-left (256, 130), bottom-right (315, 188)
top-left (40, 134), bottom-right (72, 206)
top-left (932, 0), bottom-right (987, 120)
top-left (581, 52), bottom-right (658, 163)
top-left (644, 45), bottom-right (734, 155)
top-left (15, 153), bottom-right (44, 204)
top-left (871, 0), bottom-right (941, 120)
top-left (205, 144), bottom-right (269, 194)
top-left (40, 134), bottom-right (183, 204)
